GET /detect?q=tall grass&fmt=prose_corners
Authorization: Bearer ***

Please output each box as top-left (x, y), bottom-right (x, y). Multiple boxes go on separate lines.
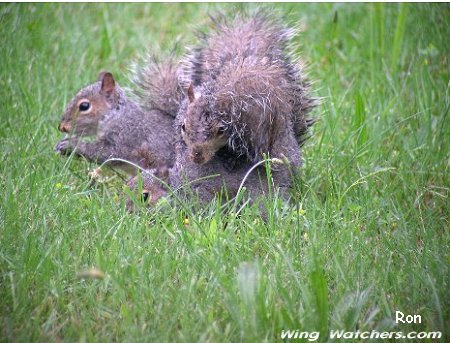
top-left (0, 3), bottom-right (449, 342)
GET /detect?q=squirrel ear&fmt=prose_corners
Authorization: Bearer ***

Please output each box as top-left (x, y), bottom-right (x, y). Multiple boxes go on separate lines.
top-left (187, 84), bottom-right (195, 103)
top-left (98, 71), bottom-right (107, 81)
top-left (100, 72), bottom-right (116, 95)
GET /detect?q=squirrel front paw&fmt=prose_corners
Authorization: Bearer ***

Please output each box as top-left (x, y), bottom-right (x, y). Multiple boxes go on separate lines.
top-left (54, 137), bottom-right (76, 155)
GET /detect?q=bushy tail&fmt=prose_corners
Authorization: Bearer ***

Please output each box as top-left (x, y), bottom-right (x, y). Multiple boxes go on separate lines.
top-left (290, 74), bottom-right (319, 145)
top-left (178, 10), bottom-right (296, 89)
top-left (131, 52), bottom-right (183, 117)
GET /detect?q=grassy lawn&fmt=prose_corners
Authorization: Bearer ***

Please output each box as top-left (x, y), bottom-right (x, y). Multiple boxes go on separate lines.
top-left (0, 3), bottom-right (449, 342)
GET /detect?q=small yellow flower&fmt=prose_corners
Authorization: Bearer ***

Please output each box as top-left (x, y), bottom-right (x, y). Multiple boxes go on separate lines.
top-left (55, 182), bottom-right (62, 189)
top-left (298, 208), bottom-right (306, 216)
top-left (302, 232), bottom-right (308, 241)
top-left (183, 218), bottom-right (189, 226)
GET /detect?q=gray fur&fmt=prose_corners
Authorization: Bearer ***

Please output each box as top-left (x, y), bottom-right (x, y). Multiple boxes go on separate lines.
top-left (55, 58), bottom-right (180, 175)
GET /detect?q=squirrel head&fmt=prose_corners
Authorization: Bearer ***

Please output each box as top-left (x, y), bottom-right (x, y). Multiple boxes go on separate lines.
top-left (125, 167), bottom-right (170, 211)
top-left (58, 72), bottom-right (120, 136)
top-left (181, 85), bottom-right (229, 165)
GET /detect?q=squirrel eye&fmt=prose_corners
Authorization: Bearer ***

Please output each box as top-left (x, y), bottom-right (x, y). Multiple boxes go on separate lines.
top-left (217, 127), bottom-right (225, 135)
top-left (141, 191), bottom-right (149, 203)
top-left (79, 101), bottom-right (90, 112)
top-left (181, 123), bottom-right (186, 132)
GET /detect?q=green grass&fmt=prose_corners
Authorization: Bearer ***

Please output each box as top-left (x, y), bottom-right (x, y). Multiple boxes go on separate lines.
top-left (1, 3), bottom-right (449, 342)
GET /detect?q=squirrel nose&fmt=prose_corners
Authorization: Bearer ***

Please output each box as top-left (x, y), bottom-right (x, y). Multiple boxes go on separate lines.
top-left (191, 149), bottom-right (205, 164)
top-left (141, 191), bottom-right (150, 203)
top-left (59, 122), bottom-right (71, 133)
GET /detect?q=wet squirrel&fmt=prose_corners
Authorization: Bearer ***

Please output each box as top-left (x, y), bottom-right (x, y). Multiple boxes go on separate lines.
top-left (54, 55), bottom-right (181, 174)
top-left (177, 12), bottom-right (316, 166)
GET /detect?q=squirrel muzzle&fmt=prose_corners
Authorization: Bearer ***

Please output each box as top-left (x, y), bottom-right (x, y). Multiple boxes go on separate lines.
top-left (190, 148), bottom-right (207, 165)
top-left (58, 122), bottom-right (71, 133)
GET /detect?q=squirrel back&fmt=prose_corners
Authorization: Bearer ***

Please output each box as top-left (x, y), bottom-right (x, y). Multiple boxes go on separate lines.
top-left (55, 55), bottom-right (181, 174)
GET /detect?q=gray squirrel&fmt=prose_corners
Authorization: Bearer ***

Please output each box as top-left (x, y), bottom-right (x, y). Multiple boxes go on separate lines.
top-left (54, 55), bottom-right (181, 174)
top-left (177, 11), bottom-right (316, 165)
